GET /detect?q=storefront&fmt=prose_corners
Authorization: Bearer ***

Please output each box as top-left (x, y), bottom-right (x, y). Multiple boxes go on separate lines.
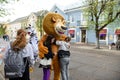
top-left (99, 29), bottom-right (107, 40)
top-left (68, 29), bottom-right (75, 38)
top-left (115, 29), bottom-right (120, 40)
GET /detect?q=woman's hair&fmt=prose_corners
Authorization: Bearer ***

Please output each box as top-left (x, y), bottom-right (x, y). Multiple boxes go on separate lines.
top-left (65, 37), bottom-right (71, 42)
top-left (11, 29), bottom-right (27, 51)
top-left (44, 35), bottom-right (54, 46)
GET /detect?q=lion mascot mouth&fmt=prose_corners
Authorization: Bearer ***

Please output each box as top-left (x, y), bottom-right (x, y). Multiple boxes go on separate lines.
top-left (54, 22), bottom-right (67, 35)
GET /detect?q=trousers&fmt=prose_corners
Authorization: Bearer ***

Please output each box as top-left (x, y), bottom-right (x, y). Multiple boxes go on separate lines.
top-left (43, 68), bottom-right (50, 80)
top-left (59, 57), bottom-right (70, 80)
top-left (0, 62), bottom-right (5, 80)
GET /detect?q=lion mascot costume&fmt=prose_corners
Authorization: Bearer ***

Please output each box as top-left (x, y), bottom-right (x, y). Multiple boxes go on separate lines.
top-left (38, 12), bottom-right (67, 80)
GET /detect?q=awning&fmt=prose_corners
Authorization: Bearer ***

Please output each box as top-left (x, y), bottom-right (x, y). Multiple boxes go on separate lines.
top-left (99, 29), bottom-right (107, 34)
top-left (68, 30), bottom-right (75, 34)
top-left (115, 29), bottom-right (120, 34)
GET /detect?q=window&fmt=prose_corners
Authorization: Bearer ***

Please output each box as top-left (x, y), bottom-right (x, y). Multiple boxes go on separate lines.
top-left (99, 34), bottom-right (106, 40)
top-left (69, 16), bottom-right (74, 22)
top-left (81, 12), bottom-right (86, 21)
top-left (99, 29), bottom-right (107, 40)
top-left (72, 16), bottom-right (74, 22)
top-left (55, 11), bottom-right (57, 13)
top-left (77, 20), bottom-right (80, 26)
top-left (68, 30), bottom-right (75, 38)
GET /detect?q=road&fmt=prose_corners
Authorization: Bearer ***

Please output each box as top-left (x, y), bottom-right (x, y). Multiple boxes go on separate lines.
top-left (1, 39), bottom-right (120, 80)
top-left (31, 44), bottom-right (120, 80)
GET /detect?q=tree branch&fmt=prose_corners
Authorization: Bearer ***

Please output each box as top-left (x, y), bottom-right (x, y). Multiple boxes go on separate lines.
top-left (99, 11), bottom-right (120, 31)
top-left (98, 0), bottom-right (106, 16)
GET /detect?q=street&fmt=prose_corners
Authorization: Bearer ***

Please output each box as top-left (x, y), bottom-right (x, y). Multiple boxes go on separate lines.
top-left (1, 39), bottom-right (120, 80)
top-left (30, 44), bottom-right (120, 80)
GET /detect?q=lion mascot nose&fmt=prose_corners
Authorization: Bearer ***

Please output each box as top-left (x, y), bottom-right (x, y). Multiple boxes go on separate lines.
top-left (61, 26), bottom-right (67, 30)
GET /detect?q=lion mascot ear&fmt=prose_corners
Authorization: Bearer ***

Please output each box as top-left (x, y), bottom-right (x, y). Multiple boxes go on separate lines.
top-left (51, 16), bottom-right (56, 23)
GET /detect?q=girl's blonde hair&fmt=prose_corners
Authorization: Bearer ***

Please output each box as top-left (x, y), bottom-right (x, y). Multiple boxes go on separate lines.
top-left (12, 29), bottom-right (27, 51)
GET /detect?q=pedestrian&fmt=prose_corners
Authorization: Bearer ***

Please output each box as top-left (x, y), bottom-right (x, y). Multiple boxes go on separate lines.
top-left (0, 49), bottom-right (5, 80)
top-left (116, 38), bottom-right (120, 50)
top-left (4, 29), bottom-right (34, 80)
top-left (2, 34), bottom-right (5, 41)
top-left (6, 34), bottom-right (9, 41)
top-left (38, 35), bottom-right (54, 80)
top-left (55, 36), bottom-right (71, 80)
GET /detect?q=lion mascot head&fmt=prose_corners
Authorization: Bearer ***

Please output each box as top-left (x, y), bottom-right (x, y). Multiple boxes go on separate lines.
top-left (43, 12), bottom-right (67, 39)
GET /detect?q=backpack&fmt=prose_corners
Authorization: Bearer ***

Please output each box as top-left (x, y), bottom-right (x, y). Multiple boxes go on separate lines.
top-left (4, 43), bottom-right (26, 78)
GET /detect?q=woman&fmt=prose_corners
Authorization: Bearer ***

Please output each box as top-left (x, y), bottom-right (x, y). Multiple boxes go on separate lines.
top-left (56, 37), bottom-right (71, 80)
top-left (39, 35), bottom-right (54, 80)
top-left (5, 29), bottom-right (34, 80)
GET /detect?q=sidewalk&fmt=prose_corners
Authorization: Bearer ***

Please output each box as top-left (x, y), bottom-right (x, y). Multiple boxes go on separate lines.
top-left (71, 42), bottom-right (120, 56)
top-left (71, 42), bottom-right (108, 49)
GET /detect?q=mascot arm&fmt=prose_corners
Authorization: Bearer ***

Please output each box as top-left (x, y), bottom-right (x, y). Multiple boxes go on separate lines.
top-left (51, 44), bottom-right (58, 55)
top-left (38, 34), bottom-right (48, 58)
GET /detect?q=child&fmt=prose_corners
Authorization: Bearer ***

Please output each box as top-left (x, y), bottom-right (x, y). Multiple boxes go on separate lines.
top-left (4, 29), bottom-right (34, 80)
top-left (56, 36), bottom-right (71, 80)
top-left (39, 35), bottom-right (54, 80)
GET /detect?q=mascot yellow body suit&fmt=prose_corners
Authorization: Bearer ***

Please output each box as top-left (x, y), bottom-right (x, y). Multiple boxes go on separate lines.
top-left (38, 12), bottom-right (67, 80)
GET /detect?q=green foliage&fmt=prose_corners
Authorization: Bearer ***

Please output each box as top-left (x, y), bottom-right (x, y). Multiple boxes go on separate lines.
top-left (0, 0), bottom-right (19, 17)
top-left (36, 16), bottom-right (43, 36)
top-left (83, 0), bottom-right (120, 48)
top-left (83, 0), bottom-right (120, 31)
top-left (36, 10), bottom-right (48, 37)
top-left (0, 24), bottom-right (6, 36)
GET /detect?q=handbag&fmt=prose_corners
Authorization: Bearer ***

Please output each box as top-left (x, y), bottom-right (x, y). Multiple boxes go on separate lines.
top-left (39, 58), bottom-right (52, 68)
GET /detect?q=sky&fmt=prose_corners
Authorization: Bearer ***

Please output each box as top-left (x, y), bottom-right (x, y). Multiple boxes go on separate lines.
top-left (0, 0), bottom-right (81, 22)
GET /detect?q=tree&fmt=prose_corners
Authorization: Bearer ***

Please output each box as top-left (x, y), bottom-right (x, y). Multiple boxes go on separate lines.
top-left (36, 15), bottom-right (44, 37)
top-left (36, 10), bottom-right (48, 37)
top-left (0, 24), bottom-right (6, 37)
top-left (83, 0), bottom-right (120, 49)
top-left (0, 0), bottom-right (19, 17)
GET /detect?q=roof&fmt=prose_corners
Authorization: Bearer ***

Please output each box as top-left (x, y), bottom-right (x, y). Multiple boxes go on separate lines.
top-left (9, 16), bottom-right (28, 24)
top-left (50, 4), bottom-right (65, 11)
top-left (9, 10), bottom-right (48, 24)
top-left (32, 10), bottom-right (48, 16)
top-left (64, 0), bottom-right (84, 11)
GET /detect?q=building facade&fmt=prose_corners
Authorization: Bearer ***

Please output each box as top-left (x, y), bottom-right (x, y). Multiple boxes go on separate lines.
top-left (7, 1), bottom-right (120, 45)
top-left (7, 16), bottom-right (28, 39)
top-left (50, 2), bottom-right (120, 45)
top-left (7, 10), bottom-right (48, 39)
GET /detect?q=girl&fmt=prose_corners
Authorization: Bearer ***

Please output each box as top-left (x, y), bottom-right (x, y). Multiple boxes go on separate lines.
top-left (39, 35), bottom-right (54, 80)
top-left (56, 37), bottom-right (71, 80)
top-left (5, 29), bottom-right (34, 80)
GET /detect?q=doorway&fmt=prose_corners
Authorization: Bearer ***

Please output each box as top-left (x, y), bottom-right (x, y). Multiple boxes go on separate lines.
top-left (81, 30), bottom-right (86, 43)
top-left (117, 34), bottom-right (120, 40)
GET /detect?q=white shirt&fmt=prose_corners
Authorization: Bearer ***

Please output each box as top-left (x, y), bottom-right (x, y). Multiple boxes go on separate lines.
top-left (56, 41), bottom-right (70, 51)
